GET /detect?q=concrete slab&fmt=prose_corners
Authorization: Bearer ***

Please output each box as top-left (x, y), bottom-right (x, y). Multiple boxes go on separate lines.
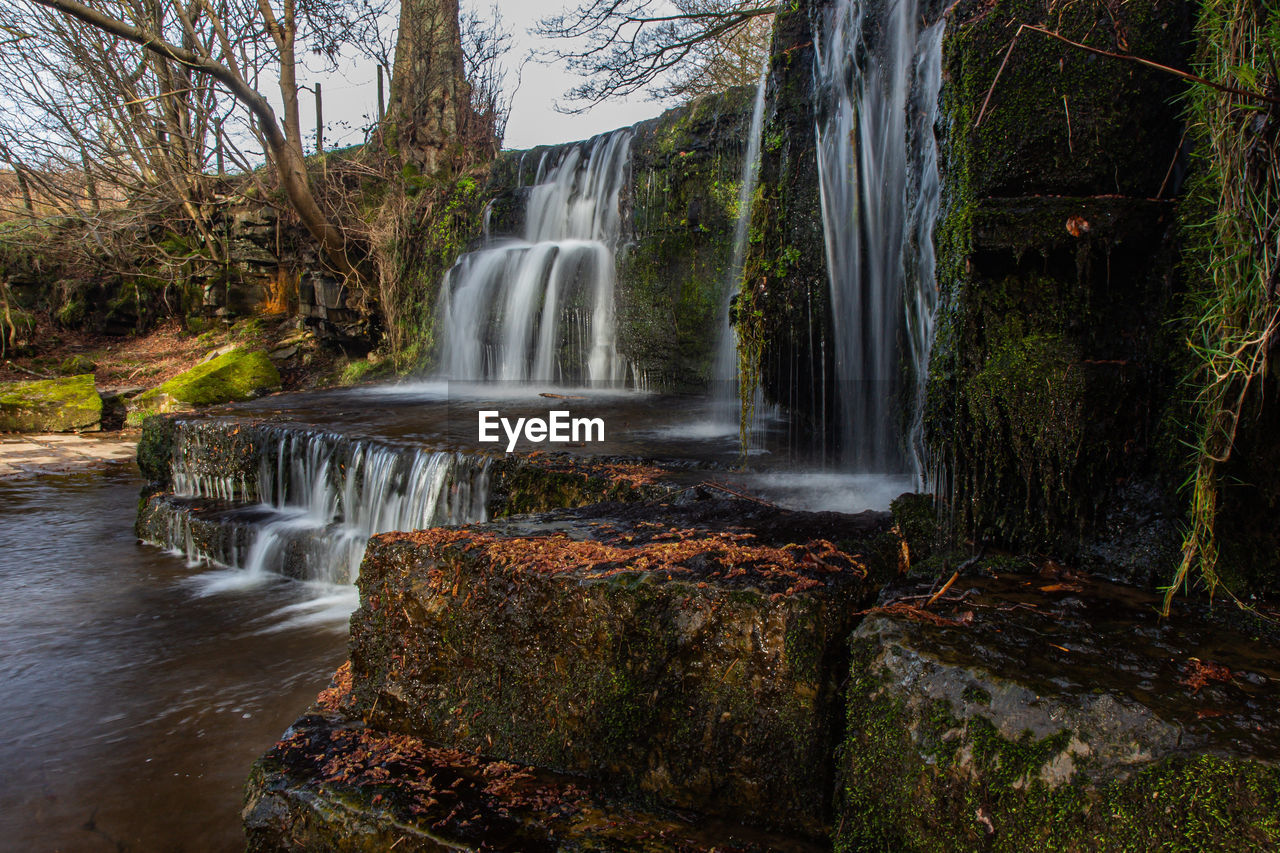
top-left (0, 433), bottom-right (137, 478)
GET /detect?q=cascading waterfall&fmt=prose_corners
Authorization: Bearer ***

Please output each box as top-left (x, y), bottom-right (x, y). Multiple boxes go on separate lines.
top-left (813, 0), bottom-right (944, 481)
top-left (713, 58), bottom-right (771, 429)
top-left (437, 129), bottom-right (632, 385)
top-left (165, 427), bottom-right (491, 584)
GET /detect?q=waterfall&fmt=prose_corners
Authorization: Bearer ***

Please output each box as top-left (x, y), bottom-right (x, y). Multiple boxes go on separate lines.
top-left (167, 427), bottom-right (491, 584)
top-left (437, 129), bottom-right (632, 386)
top-left (713, 59), bottom-right (772, 430)
top-left (813, 0), bottom-right (944, 481)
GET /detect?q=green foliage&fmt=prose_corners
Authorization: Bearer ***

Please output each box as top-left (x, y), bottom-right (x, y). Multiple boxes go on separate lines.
top-left (372, 170), bottom-right (487, 371)
top-left (1172, 1), bottom-right (1280, 612)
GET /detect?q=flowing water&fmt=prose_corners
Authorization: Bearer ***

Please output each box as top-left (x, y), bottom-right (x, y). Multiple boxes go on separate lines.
top-left (814, 0), bottom-right (945, 480)
top-left (712, 58), bottom-right (772, 432)
top-left (164, 426), bottom-right (491, 585)
top-left (0, 465), bottom-right (348, 852)
top-left (437, 129), bottom-right (632, 385)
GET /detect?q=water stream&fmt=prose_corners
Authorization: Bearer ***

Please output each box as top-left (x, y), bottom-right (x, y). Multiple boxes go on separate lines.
top-left (437, 129), bottom-right (633, 385)
top-left (712, 59), bottom-right (772, 432)
top-left (0, 466), bottom-right (347, 852)
top-left (160, 425), bottom-right (491, 586)
top-left (814, 0), bottom-right (944, 481)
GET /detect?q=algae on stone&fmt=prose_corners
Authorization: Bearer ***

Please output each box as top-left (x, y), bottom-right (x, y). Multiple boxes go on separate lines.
top-left (0, 374), bottom-right (102, 432)
top-left (836, 574), bottom-right (1280, 852)
top-left (924, 0), bottom-right (1193, 581)
top-left (127, 348), bottom-right (280, 425)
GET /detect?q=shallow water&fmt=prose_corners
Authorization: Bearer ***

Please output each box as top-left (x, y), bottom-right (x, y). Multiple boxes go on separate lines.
top-left (0, 465), bottom-right (348, 852)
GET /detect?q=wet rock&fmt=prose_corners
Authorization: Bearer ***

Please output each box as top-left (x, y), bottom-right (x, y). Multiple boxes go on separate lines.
top-left (0, 374), bottom-right (102, 432)
top-left (350, 497), bottom-right (895, 837)
top-left (125, 349), bottom-right (281, 426)
top-left (244, 666), bottom-right (825, 853)
top-left (926, 0), bottom-right (1194, 577)
top-left (619, 87), bottom-right (756, 390)
top-left (837, 574), bottom-right (1280, 851)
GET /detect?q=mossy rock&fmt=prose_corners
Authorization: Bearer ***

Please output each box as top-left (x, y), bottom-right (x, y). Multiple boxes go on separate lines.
top-left (350, 497), bottom-right (892, 838)
top-left (0, 374), bottom-right (102, 432)
top-left (58, 354), bottom-right (97, 375)
top-left (837, 574), bottom-right (1280, 851)
top-left (245, 673), bottom-right (826, 853)
top-left (135, 414), bottom-right (178, 488)
top-left (126, 349), bottom-right (280, 426)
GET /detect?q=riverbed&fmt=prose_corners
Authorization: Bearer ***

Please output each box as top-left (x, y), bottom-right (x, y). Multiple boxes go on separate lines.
top-left (0, 463), bottom-right (349, 852)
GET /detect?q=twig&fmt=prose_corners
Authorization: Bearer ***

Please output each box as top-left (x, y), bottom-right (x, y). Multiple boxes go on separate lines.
top-left (4, 360), bottom-right (54, 379)
top-left (926, 570), bottom-right (960, 608)
top-left (1157, 129), bottom-right (1189, 199)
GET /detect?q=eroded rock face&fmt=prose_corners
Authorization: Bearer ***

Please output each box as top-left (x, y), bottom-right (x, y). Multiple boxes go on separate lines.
top-left (349, 497), bottom-right (896, 838)
top-left (0, 374), bottom-right (102, 432)
top-left (837, 574), bottom-right (1280, 851)
top-left (244, 666), bottom-right (825, 853)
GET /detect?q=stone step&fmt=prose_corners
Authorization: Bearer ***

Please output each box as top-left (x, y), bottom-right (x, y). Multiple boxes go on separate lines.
top-left (347, 495), bottom-right (898, 838)
top-left (837, 574), bottom-right (1280, 851)
top-left (246, 665), bottom-right (829, 852)
top-left (136, 413), bottom-right (692, 581)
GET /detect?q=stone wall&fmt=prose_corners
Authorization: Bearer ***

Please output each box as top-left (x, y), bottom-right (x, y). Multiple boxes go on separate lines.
top-left (925, 0), bottom-right (1195, 582)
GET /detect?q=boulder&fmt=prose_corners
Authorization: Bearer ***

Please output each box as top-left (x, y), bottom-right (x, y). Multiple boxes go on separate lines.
top-left (0, 374), bottom-right (102, 432)
top-left (349, 497), bottom-right (896, 837)
top-left (836, 574), bottom-right (1280, 851)
top-left (126, 348), bottom-right (280, 426)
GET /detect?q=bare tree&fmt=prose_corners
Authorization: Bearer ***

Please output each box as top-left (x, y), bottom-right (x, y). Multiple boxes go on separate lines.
top-left (459, 4), bottom-right (518, 157)
top-left (386, 0), bottom-right (467, 174)
top-left (14, 0), bottom-right (400, 283)
top-left (536, 0), bottom-right (777, 107)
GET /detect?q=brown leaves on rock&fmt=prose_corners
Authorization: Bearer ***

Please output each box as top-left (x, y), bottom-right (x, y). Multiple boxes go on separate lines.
top-left (530, 457), bottom-right (667, 489)
top-left (1179, 658), bottom-right (1234, 694)
top-left (316, 661), bottom-right (354, 713)
top-left (273, 719), bottom-right (583, 839)
top-left (386, 517), bottom-right (868, 596)
top-left (483, 528), bottom-right (863, 594)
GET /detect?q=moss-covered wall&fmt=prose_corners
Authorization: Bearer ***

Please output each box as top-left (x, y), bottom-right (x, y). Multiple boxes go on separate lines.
top-left (925, 0), bottom-right (1195, 582)
top-left (617, 88), bottom-right (755, 390)
top-left (739, 1), bottom-right (833, 446)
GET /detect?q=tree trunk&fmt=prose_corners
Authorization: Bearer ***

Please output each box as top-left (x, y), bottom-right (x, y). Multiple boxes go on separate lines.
top-left (387, 0), bottom-right (467, 175)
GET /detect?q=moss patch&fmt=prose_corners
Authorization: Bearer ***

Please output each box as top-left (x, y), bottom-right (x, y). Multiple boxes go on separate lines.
top-left (837, 574), bottom-right (1280, 851)
top-left (126, 348), bottom-right (280, 425)
top-left (0, 374), bottom-right (102, 432)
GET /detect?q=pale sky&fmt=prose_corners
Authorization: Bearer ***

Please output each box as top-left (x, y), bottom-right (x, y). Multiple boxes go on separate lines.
top-left (303, 1), bottom-right (671, 153)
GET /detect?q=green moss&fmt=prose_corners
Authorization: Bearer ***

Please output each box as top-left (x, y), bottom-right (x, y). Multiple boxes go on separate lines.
top-left (136, 415), bottom-right (177, 487)
top-left (891, 493), bottom-right (939, 566)
top-left (925, 0), bottom-right (1190, 576)
top-left (127, 349), bottom-right (280, 425)
top-left (58, 354), bottom-right (97, 375)
top-left (0, 374), bottom-right (102, 432)
top-left (618, 88), bottom-right (753, 390)
top-left (837, 637), bottom-right (1280, 852)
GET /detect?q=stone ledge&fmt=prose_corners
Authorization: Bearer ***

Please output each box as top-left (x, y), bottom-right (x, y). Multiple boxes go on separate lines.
top-left (349, 497), bottom-right (896, 838)
top-left (837, 574), bottom-right (1280, 851)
